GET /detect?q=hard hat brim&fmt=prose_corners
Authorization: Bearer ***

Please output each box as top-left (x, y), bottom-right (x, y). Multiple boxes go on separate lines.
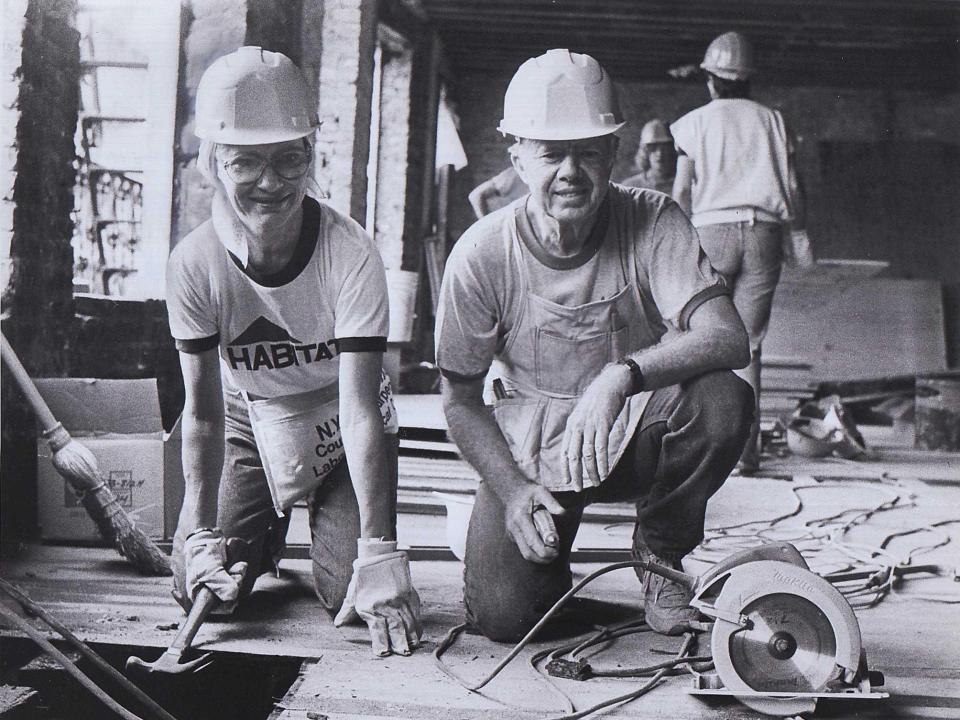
top-left (700, 61), bottom-right (754, 81)
top-left (497, 120), bottom-right (625, 142)
top-left (194, 125), bottom-right (319, 145)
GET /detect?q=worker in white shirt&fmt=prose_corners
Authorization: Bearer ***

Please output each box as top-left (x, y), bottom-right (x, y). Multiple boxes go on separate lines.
top-left (672, 31), bottom-right (811, 473)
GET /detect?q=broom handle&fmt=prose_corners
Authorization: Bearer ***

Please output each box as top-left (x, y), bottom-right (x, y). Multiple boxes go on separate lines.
top-left (0, 331), bottom-right (59, 432)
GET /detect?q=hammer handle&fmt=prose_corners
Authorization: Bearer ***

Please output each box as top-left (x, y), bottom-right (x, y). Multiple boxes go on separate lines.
top-left (168, 586), bottom-right (220, 658)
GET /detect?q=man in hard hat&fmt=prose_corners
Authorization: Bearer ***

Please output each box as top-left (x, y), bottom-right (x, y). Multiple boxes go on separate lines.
top-left (671, 31), bottom-right (811, 473)
top-left (435, 49), bottom-right (753, 640)
top-left (620, 118), bottom-right (677, 194)
top-left (166, 47), bottom-right (421, 657)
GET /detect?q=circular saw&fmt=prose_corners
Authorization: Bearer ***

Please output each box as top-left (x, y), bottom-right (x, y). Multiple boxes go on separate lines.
top-left (687, 543), bottom-right (887, 716)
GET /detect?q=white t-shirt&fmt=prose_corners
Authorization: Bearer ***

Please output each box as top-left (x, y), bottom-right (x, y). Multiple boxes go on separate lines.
top-left (435, 184), bottom-right (727, 380)
top-left (166, 196), bottom-right (388, 399)
top-left (671, 98), bottom-right (794, 225)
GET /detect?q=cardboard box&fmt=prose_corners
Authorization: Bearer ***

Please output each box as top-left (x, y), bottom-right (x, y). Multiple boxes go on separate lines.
top-left (35, 378), bottom-right (182, 541)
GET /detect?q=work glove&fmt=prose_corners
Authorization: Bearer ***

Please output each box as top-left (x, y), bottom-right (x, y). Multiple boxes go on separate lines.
top-left (334, 539), bottom-right (423, 657)
top-left (183, 529), bottom-right (248, 615)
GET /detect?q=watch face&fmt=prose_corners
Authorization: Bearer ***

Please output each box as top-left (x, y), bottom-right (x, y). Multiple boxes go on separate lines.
top-left (618, 358), bottom-right (643, 394)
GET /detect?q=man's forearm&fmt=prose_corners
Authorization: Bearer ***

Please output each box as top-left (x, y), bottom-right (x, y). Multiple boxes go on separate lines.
top-left (625, 326), bottom-right (748, 391)
top-left (443, 391), bottom-right (534, 505)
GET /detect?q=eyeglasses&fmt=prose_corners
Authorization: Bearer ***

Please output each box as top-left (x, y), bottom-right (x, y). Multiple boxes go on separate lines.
top-left (219, 149), bottom-right (311, 184)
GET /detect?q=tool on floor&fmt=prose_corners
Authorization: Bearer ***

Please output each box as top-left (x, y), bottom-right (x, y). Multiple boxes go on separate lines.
top-left (687, 542), bottom-right (887, 716)
top-left (435, 542), bottom-right (887, 719)
top-left (125, 537), bottom-right (246, 677)
top-left (0, 331), bottom-right (170, 576)
top-left (0, 578), bottom-right (179, 720)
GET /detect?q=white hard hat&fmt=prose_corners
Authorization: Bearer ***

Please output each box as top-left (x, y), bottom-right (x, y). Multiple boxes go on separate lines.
top-left (700, 32), bottom-right (755, 81)
top-left (786, 397), bottom-right (868, 459)
top-left (639, 118), bottom-right (672, 145)
top-left (498, 49), bottom-right (625, 141)
top-left (195, 46), bottom-right (320, 144)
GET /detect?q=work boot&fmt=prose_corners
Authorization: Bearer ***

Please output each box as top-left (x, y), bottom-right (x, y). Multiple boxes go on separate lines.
top-left (633, 541), bottom-right (699, 636)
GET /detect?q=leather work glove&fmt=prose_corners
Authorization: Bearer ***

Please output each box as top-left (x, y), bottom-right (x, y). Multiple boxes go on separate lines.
top-left (184, 529), bottom-right (248, 615)
top-left (334, 539), bottom-right (423, 657)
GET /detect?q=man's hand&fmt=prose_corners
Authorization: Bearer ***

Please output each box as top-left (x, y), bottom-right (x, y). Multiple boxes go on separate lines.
top-left (183, 529), bottom-right (248, 615)
top-left (334, 540), bottom-right (423, 657)
top-left (563, 364), bottom-right (631, 489)
top-left (502, 483), bottom-right (565, 564)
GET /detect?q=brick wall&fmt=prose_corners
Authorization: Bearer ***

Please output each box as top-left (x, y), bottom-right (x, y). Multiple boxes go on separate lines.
top-left (373, 42), bottom-right (414, 270)
top-left (315, 0), bottom-right (376, 222)
top-left (1, 0), bottom-right (80, 546)
top-left (0, 0), bottom-right (28, 297)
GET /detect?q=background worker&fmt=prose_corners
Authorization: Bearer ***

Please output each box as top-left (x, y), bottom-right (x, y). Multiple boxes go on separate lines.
top-left (166, 47), bottom-right (421, 657)
top-left (436, 49), bottom-right (753, 641)
top-left (671, 31), bottom-right (811, 473)
top-left (620, 118), bottom-right (677, 194)
top-left (467, 166), bottom-right (527, 218)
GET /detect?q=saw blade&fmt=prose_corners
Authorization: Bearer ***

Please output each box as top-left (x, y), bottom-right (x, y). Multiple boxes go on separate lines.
top-left (727, 592), bottom-right (838, 693)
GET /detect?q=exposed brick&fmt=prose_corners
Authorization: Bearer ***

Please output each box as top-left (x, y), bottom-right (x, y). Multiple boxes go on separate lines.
top-left (315, 0), bottom-right (376, 222)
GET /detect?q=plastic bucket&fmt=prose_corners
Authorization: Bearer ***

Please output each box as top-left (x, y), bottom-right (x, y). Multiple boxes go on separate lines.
top-left (432, 491), bottom-right (474, 561)
top-left (386, 269), bottom-right (419, 343)
top-left (915, 374), bottom-right (960, 451)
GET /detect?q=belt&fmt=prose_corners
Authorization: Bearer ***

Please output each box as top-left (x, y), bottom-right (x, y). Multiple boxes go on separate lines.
top-left (692, 208), bottom-right (783, 227)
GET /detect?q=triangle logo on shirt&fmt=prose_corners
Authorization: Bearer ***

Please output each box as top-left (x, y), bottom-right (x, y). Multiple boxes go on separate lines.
top-left (224, 317), bottom-right (339, 372)
top-left (229, 316), bottom-right (302, 346)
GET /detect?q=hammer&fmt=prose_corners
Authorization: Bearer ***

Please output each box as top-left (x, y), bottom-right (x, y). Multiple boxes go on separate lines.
top-left (126, 538), bottom-right (246, 677)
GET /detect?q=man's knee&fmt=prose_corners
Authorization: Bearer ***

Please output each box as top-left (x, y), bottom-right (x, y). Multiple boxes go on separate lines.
top-left (465, 587), bottom-right (541, 643)
top-left (684, 371), bottom-right (754, 445)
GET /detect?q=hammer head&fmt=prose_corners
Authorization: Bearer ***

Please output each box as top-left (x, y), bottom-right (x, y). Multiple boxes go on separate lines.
top-left (125, 649), bottom-right (213, 676)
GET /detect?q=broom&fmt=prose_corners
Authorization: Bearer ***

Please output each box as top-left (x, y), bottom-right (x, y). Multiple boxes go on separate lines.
top-left (1, 331), bottom-right (171, 576)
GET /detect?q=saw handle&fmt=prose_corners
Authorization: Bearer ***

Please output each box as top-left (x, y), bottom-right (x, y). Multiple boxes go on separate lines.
top-left (1, 331), bottom-right (59, 432)
top-left (643, 559), bottom-right (698, 590)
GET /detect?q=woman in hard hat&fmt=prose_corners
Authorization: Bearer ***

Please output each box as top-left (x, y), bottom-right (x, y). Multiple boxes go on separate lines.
top-left (671, 31), bottom-right (811, 473)
top-left (165, 47), bottom-right (421, 657)
top-left (620, 118), bottom-right (677, 194)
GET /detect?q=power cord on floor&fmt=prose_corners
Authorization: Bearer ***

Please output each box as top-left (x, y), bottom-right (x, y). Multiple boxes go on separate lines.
top-left (433, 561), bottom-right (704, 717)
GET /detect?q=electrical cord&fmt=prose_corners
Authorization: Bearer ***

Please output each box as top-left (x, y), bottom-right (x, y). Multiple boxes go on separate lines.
top-left (433, 562), bottom-right (704, 718)
top-left (435, 479), bottom-right (957, 717)
top-left (538, 634), bottom-right (698, 720)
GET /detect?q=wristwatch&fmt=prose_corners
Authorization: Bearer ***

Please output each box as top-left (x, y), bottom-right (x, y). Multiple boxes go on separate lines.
top-left (617, 357), bottom-right (645, 396)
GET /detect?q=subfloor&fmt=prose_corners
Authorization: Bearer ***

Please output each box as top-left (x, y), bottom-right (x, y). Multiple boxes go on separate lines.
top-left (1, 399), bottom-right (958, 720)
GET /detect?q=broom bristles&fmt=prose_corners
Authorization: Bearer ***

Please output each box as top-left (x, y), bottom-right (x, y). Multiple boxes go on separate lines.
top-left (78, 486), bottom-right (172, 576)
top-left (51, 439), bottom-right (171, 577)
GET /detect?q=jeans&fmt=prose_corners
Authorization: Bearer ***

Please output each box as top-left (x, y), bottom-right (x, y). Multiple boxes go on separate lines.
top-left (172, 389), bottom-right (399, 615)
top-left (697, 221), bottom-right (784, 467)
top-left (463, 370), bottom-right (753, 642)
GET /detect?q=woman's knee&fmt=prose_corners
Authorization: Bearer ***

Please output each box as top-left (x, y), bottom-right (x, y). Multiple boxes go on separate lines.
top-left (314, 563), bottom-right (353, 616)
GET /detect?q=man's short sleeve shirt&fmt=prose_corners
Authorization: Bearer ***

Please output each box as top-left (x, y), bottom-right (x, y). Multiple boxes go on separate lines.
top-left (435, 185), bottom-right (726, 380)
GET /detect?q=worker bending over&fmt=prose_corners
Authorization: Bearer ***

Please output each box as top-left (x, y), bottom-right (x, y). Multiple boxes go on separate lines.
top-left (165, 47), bottom-right (421, 657)
top-left (671, 31), bottom-right (810, 473)
top-left (436, 49), bottom-right (752, 640)
top-left (620, 118), bottom-right (677, 194)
